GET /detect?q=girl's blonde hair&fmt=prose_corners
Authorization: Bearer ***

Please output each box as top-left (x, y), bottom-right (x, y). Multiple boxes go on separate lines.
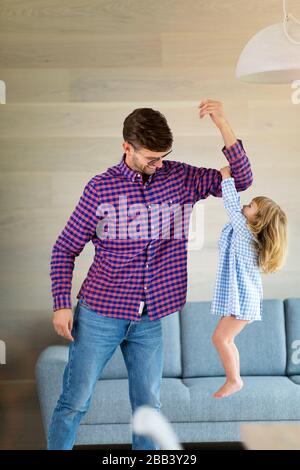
top-left (246, 196), bottom-right (288, 274)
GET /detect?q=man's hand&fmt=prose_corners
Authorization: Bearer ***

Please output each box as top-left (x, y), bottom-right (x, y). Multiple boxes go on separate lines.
top-left (53, 309), bottom-right (74, 341)
top-left (220, 165), bottom-right (231, 180)
top-left (198, 99), bottom-right (227, 129)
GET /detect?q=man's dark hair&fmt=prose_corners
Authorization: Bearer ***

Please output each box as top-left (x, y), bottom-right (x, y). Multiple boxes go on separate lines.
top-left (123, 108), bottom-right (173, 152)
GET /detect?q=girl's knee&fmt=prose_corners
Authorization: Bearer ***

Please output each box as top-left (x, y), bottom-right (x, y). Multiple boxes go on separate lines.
top-left (212, 329), bottom-right (234, 346)
top-left (212, 330), bottom-right (224, 346)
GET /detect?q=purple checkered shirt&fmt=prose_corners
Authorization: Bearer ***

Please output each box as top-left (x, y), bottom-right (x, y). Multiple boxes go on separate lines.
top-left (50, 139), bottom-right (253, 321)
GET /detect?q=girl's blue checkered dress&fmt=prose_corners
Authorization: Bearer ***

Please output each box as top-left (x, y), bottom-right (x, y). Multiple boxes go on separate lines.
top-left (210, 177), bottom-right (263, 322)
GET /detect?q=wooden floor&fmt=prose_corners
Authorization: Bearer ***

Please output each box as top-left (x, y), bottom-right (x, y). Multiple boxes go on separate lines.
top-left (0, 381), bottom-right (244, 450)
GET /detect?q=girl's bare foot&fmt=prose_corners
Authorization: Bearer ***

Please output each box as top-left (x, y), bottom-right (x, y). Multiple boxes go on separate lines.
top-left (213, 378), bottom-right (244, 398)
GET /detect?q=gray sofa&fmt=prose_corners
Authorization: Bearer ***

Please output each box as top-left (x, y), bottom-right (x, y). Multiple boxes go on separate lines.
top-left (36, 298), bottom-right (300, 447)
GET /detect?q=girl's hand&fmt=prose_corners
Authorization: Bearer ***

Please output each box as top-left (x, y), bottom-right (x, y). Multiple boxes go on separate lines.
top-left (198, 99), bottom-right (226, 129)
top-left (220, 165), bottom-right (231, 180)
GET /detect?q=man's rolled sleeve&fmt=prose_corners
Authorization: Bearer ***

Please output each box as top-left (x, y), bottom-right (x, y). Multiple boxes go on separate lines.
top-left (221, 139), bottom-right (253, 191)
top-left (183, 138), bottom-right (253, 203)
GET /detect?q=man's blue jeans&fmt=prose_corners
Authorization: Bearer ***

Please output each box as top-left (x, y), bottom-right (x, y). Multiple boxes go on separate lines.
top-left (47, 299), bottom-right (164, 450)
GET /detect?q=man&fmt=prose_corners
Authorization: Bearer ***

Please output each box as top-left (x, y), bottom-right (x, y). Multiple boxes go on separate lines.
top-left (48, 99), bottom-right (253, 450)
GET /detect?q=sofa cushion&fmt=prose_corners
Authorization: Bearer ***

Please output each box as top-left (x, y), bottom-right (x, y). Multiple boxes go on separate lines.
top-left (284, 298), bottom-right (300, 376)
top-left (181, 299), bottom-right (286, 377)
top-left (184, 376), bottom-right (300, 421)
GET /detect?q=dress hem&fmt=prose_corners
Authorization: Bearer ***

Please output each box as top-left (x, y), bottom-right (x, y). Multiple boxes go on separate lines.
top-left (210, 311), bottom-right (262, 322)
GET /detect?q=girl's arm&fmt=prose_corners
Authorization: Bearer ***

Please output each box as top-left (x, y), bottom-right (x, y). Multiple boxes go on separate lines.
top-left (220, 172), bottom-right (254, 240)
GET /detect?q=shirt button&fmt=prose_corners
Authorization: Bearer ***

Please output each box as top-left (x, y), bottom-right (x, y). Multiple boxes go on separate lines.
top-left (144, 286), bottom-right (147, 290)
top-left (146, 264), bottom-right (149, 268)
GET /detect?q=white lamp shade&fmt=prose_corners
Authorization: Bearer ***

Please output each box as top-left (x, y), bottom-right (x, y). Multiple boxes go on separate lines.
top-left (236, 22), bottom-right (300, 83)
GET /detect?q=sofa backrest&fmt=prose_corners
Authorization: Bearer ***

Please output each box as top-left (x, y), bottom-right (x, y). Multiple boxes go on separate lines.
top-left (94, 298), bottom-right (295, 379)
top-left (180, 299), bottom-right (287, 377)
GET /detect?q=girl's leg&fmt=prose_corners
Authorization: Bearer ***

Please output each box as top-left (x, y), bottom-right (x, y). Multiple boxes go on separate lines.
top-left (212, 315), bottom-right (250, 398)
top-left (231, 341), bottom-right (240, 374)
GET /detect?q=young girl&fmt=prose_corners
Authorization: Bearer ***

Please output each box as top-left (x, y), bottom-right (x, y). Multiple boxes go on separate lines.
top-left (210, 165), bottom-right (288, 398)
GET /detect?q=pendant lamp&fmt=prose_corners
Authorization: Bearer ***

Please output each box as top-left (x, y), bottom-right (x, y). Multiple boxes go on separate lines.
top-left (236, 0), bottom-right (300, 83)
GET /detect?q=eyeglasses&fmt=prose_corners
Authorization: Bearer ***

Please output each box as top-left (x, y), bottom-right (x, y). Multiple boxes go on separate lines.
top-left (128, 141), bottom-right (173, 165)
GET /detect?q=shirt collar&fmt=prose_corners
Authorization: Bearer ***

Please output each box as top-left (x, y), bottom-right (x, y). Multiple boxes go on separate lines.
top-left (117, 153), bottom-right (165, 183)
